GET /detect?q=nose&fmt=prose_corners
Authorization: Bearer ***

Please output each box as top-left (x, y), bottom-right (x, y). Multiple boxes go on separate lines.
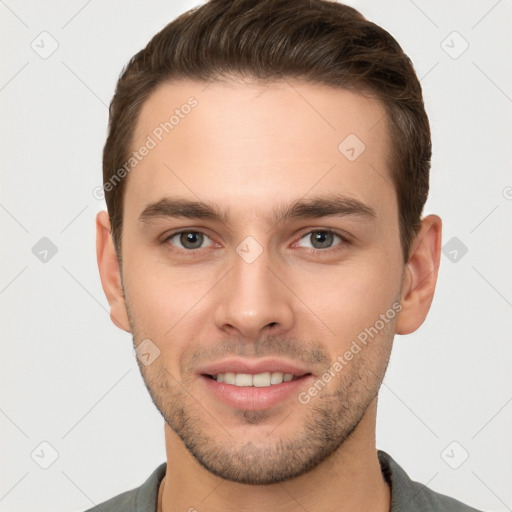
top-left (214, 246), bottom-right (295, 340)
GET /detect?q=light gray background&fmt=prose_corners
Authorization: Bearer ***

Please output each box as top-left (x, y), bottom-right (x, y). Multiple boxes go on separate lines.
top-left (1, 1), bottom-right (511, 511)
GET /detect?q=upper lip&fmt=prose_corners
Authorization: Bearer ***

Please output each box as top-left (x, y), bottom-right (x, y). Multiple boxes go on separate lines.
top-left (197, 358), bottom-right (312, 377)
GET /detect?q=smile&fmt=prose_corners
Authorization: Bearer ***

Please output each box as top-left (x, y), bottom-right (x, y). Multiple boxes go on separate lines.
top-left (206, 371), bottom-right (302, 387)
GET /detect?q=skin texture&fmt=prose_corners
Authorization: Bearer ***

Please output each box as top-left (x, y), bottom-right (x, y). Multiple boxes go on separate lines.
top-left (96, 78), bottom-right (442, 512)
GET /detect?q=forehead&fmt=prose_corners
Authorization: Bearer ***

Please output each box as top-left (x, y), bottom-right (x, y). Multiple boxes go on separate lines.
top-left (125, 78), bottom-right (395, 224)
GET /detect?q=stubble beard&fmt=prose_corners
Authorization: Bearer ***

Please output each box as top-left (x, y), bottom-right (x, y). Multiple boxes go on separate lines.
top-left (124, 291), bottom-right (394, 485)
top-left (135, 338), bottom-right (391, 485)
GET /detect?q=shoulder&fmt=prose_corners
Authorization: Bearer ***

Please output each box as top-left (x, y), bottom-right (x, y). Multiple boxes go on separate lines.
top-left (378, 450), bottom-right (483, 512)
top-left (80, 462), bottom-right (167, 512)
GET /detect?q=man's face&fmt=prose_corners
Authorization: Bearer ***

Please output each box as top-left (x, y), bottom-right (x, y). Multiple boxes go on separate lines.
top-left (119, 79), bottom-right (404, 484)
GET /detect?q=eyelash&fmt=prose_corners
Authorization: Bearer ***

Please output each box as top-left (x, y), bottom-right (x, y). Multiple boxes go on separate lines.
top-left (162, 229), bottom-right (350, 255)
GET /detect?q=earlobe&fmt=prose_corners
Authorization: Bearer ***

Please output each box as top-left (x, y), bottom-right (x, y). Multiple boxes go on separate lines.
top-left (395, 214), bottom-right (442, 335)
top-left (96, 211), bottom-right (131, 333)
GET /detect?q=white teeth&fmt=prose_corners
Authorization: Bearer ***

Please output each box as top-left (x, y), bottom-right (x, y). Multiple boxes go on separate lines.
top-left (235, 373), bottom-right (253, 386)
top-left (270, 371), bottom-right (284, 384)
top-left (213, 371), bottom-right (295, 387)
top-left (223, 372), bottom-right (235, 385)
top-left (253, 372), bottom-right (271, 387)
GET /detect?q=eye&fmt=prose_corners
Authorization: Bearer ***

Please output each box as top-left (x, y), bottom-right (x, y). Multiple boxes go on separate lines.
top-left (166, 231), bottom-right (214, 250)
top-left (297, 230), bottom-right (344, 250)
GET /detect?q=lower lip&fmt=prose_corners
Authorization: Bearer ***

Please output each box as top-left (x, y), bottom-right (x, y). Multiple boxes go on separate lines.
top-left (200, 374), bottom-right (314, 411)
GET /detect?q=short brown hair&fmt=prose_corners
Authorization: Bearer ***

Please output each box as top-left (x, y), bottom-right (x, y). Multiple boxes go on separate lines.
top-left (103, 0), bottom-right (431, 262)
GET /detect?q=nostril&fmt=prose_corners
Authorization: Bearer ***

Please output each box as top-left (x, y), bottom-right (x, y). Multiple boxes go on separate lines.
top-left (267, 322), bottom-right (278, 328)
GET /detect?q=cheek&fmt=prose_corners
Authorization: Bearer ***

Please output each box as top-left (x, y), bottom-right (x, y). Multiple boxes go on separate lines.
top-left (122, 249), bottom-right (216, 339)
top-left (287, 252), bottom-right (402, 349)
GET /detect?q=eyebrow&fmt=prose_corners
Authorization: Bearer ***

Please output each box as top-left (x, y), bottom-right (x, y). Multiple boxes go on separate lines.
top-left (138, 194), bottom-right (376, 225)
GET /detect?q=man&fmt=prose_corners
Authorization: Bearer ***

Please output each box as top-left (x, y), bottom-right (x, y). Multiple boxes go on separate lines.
top-left (91, 0), bottom-right (481, 510)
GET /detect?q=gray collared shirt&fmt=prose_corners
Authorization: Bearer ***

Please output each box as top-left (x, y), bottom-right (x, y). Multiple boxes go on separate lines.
top-left (83, 450), bottom-right (482, 511)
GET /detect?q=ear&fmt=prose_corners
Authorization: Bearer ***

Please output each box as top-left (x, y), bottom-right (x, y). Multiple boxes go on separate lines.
top-left (395, 214), bottom-right (442, 335)
top-left (96, 211), bottom-right (131, 332)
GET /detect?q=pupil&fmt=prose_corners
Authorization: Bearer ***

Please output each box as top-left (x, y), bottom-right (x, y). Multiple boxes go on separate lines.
top-left (181, 232), bottom-right (203, 249)
top-left (312, 231), bottom-right (332, 248)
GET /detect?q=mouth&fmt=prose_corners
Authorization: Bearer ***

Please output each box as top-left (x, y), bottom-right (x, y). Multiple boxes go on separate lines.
top-left (203, 371), bottom-right (308, 387)
top-left (197, 359), bottom-right (315, 411)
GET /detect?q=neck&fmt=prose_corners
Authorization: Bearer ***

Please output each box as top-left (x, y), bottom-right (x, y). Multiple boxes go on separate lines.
top-left (159, 400), bottom-right (390, 512)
